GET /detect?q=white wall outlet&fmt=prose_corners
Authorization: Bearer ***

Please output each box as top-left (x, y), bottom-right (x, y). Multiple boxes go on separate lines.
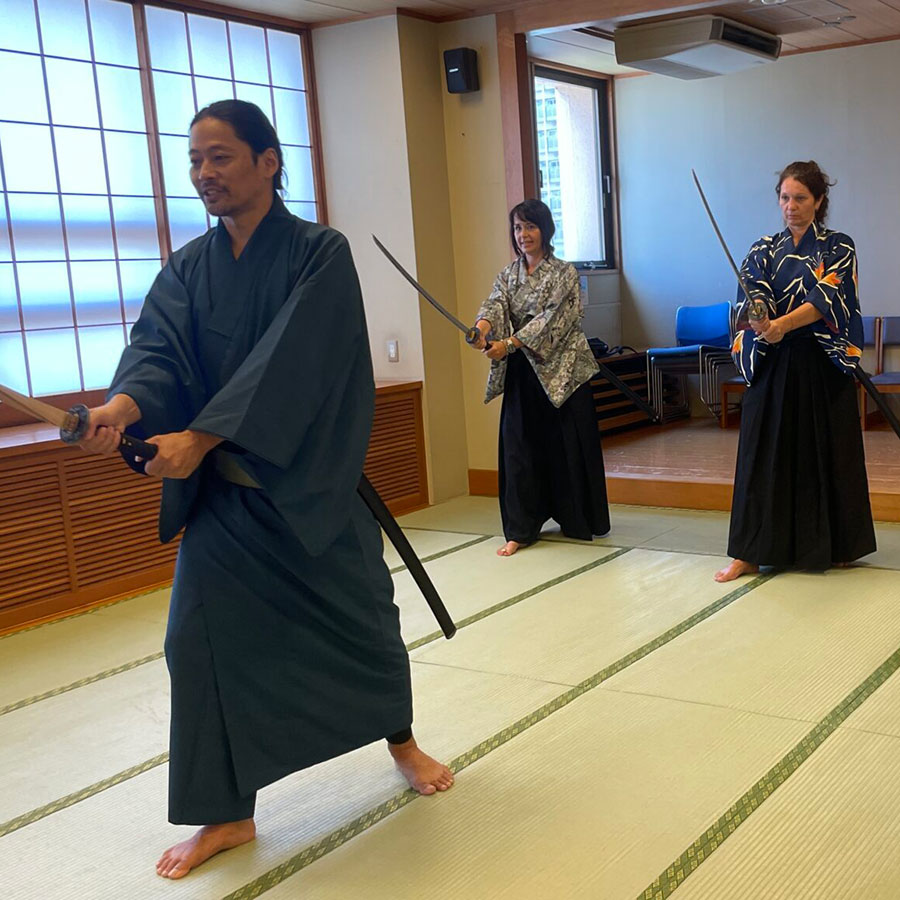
top-left (387, 339), bottom-right (399, 363)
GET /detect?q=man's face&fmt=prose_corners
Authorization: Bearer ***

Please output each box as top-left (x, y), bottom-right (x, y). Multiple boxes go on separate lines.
top-left (188, 117), bottom-right (277, 218)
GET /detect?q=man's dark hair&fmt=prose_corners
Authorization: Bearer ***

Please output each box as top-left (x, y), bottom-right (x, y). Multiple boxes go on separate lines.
top-left (776, 160), bottom-right (834, 224)
top-left (508, 198), bottom-right (555, 257)
top-left (191, 99), bottom-right (285, 192)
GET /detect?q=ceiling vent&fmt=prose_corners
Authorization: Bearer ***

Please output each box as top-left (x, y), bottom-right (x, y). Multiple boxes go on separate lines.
top-left (614, 15), bottom-right (781, 79)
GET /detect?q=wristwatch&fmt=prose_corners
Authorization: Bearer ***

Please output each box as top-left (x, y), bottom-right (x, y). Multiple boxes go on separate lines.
top-left (505, 338), bottom-right (517, 355)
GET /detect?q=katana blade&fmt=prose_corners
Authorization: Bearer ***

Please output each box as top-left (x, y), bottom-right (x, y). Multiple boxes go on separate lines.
top-left (691, 169), bottom-right (758, 311)
top-left (373, 234), bottom-right (482, 344)
top-left (0, 382), bottom-right (78, 431)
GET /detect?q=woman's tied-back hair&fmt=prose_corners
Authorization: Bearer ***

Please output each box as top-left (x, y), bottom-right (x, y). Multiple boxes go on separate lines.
top-left (191, 99), bottom-right (286, 192)
top-left (776, 160), bottom-right (835, 224)
top-left (509, 198), bottom-right (556, 257)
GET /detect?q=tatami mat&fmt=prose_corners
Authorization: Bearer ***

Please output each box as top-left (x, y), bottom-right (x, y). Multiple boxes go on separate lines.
top-left (604, 567), bottom-right (900, 722)
top-left (260, 690), bottom-right (810, 900)
top-left (0, 658), bottom-right (169, 827)
top-left (5, 496), bottom-right (900, 900)
top-left (670, 727), bottom-right (900, 899)
top-left (412, 549), bottom-right (740, 686)
top-left (1, 662), bottom-right (563, 900)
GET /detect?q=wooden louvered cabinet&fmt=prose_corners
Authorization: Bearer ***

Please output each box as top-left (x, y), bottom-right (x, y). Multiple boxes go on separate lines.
top-left (0, 436), bottom-right (179, 632)
top-left (364, 381), bottom-right (428, 516)
top-left (0, 381), bottom-right (428, 632)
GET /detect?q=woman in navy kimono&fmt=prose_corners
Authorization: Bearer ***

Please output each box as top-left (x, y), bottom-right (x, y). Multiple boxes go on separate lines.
top-left (80, 101), bottom-right (453, 879)
top-left (716, 161), bottom-right (876, 582)
top-left (472, 199), bottom-right (609, 557)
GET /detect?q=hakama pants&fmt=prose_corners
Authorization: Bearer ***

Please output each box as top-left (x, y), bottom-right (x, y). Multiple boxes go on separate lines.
top-left (498, 351), bottom-right (610, 544)
top-left (727, 332), bottom-right (876, 568)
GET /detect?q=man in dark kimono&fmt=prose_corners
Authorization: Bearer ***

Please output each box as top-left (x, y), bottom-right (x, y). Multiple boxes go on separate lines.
top-left (80, 100), bottom-right (453, 879)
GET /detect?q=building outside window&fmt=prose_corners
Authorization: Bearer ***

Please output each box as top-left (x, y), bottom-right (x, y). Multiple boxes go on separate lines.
top-left (533, 66), bottom-right (615, 269)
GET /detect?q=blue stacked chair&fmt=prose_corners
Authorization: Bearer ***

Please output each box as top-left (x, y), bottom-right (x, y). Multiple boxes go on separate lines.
top-left (646, 301), bottom-right (733, 423)
top-left (864, 315), bottom-right (900, 429)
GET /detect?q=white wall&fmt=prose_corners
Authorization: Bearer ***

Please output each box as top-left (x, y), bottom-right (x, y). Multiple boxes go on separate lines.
top-left (312, 17), bottom-right (424, 382)
top-left (614, 40), bottom-right (900, 349)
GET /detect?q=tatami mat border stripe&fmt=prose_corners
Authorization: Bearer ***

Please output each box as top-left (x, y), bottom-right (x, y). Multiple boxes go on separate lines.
top-left (0, 585), bottom-right (172, 641)
top-left (0, 651), bottom-right (166, 717)
top-left (223, 573), bottom-right (774, 900)
top-left (405, 547), bottom-right (633, 652)
top-left (387, 535), bottom-right (493, 574)
top-left (637, 642), bottom-right (900, 900)
top-left (0, 752), bottom-right (169, 839)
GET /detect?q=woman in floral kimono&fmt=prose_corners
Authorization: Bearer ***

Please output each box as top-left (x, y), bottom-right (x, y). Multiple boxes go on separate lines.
top-left (715, 161), bottom-right (876, 582)
top-left (472, 199), bottom-right (609, 557)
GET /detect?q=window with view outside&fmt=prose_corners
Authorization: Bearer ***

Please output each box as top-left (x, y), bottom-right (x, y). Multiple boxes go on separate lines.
top-left (0, 0), bottom-right (316, 401)
top-left (533, 69), bottom-right (614, 268)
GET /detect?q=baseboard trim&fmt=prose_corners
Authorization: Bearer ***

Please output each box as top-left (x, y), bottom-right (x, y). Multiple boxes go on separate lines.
top-left (468, 469), bottom-right (499, 496)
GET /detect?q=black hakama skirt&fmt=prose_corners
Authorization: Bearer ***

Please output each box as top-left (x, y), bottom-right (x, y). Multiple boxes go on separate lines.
top-left (727, 331), bottom-right (876, 569)
top-left (165, 473), bottom-right (413, 824)
top-left (498, 351), bottom-right (610, 544)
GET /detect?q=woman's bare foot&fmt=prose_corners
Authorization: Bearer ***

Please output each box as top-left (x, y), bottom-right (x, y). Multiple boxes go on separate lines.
top-left (388, 737), bottom-right (454, 795)
top-left (156, 818), bottom-right (256, 879)
top-left (714, 559), bottom-right (759, 583)
top-left (497, 540), bottom-right (522, 557)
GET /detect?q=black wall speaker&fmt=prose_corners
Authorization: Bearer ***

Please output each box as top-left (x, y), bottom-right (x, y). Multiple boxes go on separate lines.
top-left (443, 47), bottom-right (479, 94)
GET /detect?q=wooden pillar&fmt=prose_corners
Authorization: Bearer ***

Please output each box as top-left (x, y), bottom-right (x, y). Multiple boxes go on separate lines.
top-left (496, 12), bottom-right (538, 211)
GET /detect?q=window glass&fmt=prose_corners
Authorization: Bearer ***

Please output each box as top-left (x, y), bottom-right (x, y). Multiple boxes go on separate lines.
top-left (229, 22), bottom-right (268, 84)
top-left (188, 14), bottom-right (230, 79)
top-left (235, 82), bottom-right (272, 122)
top-left (96, 65), bottom-right (146, 131)
top-left (533, 70), bottom-right (613, 267)
top-left (282, 145), bottom-right (314, 202)
top-left (70, 259), bottom-right (120, 324)
top-left (145, 5), bottom-right (189, 73)
top-left (267, 30), bottom-right (303, 89)
top-left (0, 51), bottom-right (49, 123)
top-left (0, 123), bottom-right (57, 192)
top-left (37, 0), bottom-right (92, 60)
top-left (272, 88), bottom-right (308, 146)
top-left (79, 323), bottom-right (125, 387)
top-left (119, 258), bottom-right (158, 320)
top-left (17, 261), bottom-right (73, 329)
top-left (88, 0), bottom-right (138, 67)
top-left (285, 200), bottom-right (315, 222)
top-left (167, 197), bottom-right (208, 251)
top-left (62, 195), bottom-right (115, 259)
top-left (55, 127), bottom-right (108, 194)
top-left (0, 0), bottom-right (41, 53)
top-left (26, 327), bottom-right (81, 394)
top-left (194, 76), bottom-right (233, 113)
top-left (0, 333), bottom-right (29, 393)
top-left (159, 133), bottom-right (193, 197)
top-left (7, 193), bottom-right (66, 260)
top-left (0, 263), bottom-right (20, 330)
top-left (46, 59), bottom-right (100, 128)
top-left (153, 70), bottom-right (196, 134)
top-left (104, 131), bottom-right (153, 195)
top-left (0, 204), bottom-right (12, 261)
top-left (111, 196), bottom-right (159, 258)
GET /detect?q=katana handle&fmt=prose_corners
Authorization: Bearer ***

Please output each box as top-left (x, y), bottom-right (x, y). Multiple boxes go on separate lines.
top-left (60, 403), bottom-right (159, 474)
top-left (466, 326), bottom-right (495, 350)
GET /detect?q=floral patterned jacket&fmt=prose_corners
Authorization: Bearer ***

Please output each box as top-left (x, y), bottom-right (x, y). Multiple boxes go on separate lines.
top-left (476, 254), bottom-right (598, 408)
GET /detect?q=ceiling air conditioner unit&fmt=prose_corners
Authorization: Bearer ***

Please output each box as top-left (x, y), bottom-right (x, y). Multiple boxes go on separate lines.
top-left (614, 15), bottom-right (781, 79)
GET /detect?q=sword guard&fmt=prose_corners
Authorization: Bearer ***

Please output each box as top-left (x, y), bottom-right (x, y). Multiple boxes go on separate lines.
top-left (466, 327), bottom-right (495, 349)
top-left (60, 404), bottom-right (90, 443)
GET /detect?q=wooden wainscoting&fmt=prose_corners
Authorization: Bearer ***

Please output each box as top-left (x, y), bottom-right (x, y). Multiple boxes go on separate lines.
top-left (0, 380), bottom-right (428, 632)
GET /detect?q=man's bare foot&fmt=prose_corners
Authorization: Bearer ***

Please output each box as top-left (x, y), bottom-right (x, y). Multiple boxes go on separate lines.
top-left (388, 737), bottom-right (454, 795)
top-left (156, 818), bottom-right (256, 879)
top-left (714, 559), bottom-right (759, 583)
top-left (497, 540), bottom-right (522, 557)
